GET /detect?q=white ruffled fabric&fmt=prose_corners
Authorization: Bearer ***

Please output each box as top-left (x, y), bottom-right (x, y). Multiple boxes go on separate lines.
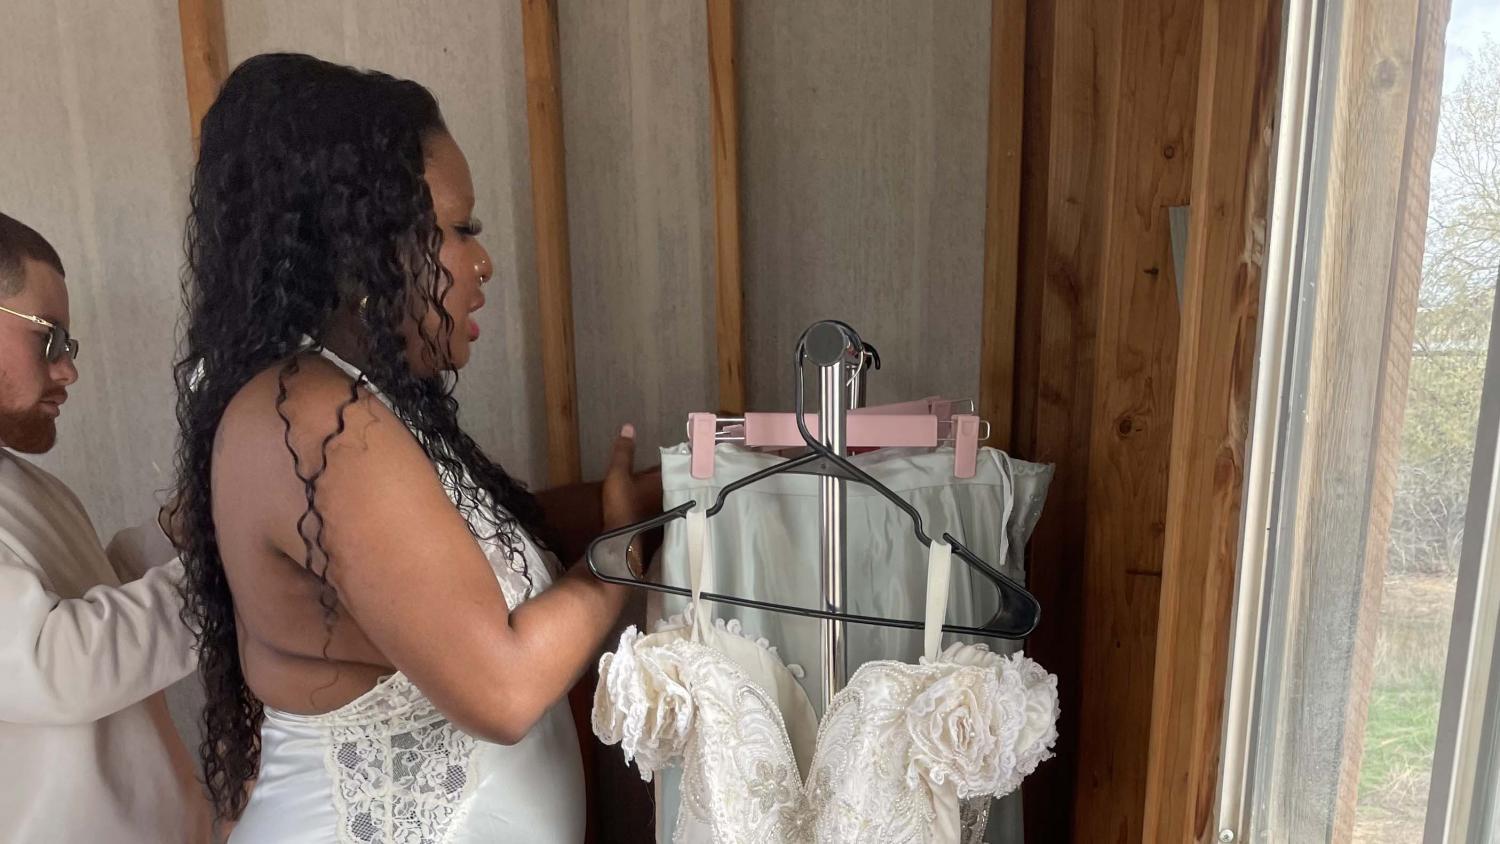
top-left (906, 642), bottom-right (1059, 800)
top-left (594, 627), bottom-right (694, 780)
top-left (594, 629), bottom-right (1058, 843)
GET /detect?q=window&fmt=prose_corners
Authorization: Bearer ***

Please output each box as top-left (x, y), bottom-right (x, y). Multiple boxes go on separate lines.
top-left (1216, 0), bottom-right (1500, 841)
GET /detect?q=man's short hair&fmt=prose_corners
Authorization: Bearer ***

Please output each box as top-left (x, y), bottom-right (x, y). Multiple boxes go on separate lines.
top-left (0, 213), bottom-right (65, 297)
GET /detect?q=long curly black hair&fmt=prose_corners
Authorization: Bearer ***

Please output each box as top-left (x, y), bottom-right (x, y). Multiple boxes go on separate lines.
top-left (174, 53), bottom-right (549, 819)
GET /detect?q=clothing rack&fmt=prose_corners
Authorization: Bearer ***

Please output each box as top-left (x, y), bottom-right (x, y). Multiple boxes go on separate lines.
top-left (586, 319), bottom-right (1042, 708)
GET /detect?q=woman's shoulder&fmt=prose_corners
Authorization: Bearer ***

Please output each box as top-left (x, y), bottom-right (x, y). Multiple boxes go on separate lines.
top-left (217, 353), bottom-right (405, 464)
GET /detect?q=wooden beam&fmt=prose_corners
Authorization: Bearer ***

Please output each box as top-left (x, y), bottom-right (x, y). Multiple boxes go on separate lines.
top-left (1013, 0), bottom-right (1111, 837)
top-left (520, 8), bottom-right (590, 835)
top-left (1011, 8), bottom-right (1064, 836)
top-left (706, 0), bottom-right (745, 415)
top-left (521, 0), bottom-right (582, 486)
top-left (176, 0), bottom-right (228, 149)
top-left (977, 0), bottom-right (1025, 451)
top-left (1071, 0), bottom-right (1201, 840)
top-left (1142, 0), bottom-right (1281, 839)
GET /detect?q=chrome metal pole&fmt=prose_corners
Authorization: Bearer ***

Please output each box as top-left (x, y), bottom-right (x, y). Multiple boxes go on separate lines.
top-left (806, 322), bottom-right (854, 709)
top-left (818, 358), bottom-right (847, 707)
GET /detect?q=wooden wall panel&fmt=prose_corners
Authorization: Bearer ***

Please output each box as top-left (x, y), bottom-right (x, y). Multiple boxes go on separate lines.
top-left (707, 0), bottom-right (745, 415)
top-left (220, 1), bottom-right (1008, 544)
top-left (1012, 0), bottom-right (1114, 837)
top-left (977, 0), bottom-right (1026, 452)
top-left (1142, 0), bottom-right (1281, 836)
top-left (521, 0), bottom-right (582, 486)
top-left (1015, 0), bottom-right (1215, 839)
top-left (177, 0), bottom-right (227, 149)
top-left (1073, 1), bottom-right (1201, 841)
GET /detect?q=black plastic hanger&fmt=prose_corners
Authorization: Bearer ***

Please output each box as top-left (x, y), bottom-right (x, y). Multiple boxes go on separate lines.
top-left (586, 323), bottom-right (1042, 639)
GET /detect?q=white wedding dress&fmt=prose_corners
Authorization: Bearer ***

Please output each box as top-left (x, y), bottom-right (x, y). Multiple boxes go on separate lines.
top-left (230, 347), bottom-right (585, 843)
top-left (650, 443), bottom-right (1053, 843)
top-left (594, 508), bottom-right (1058, 843)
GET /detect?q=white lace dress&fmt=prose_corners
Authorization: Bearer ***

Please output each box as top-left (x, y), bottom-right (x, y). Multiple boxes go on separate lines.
top-left (594, 509), bottom-right (1058, 844)
top-left (229, 348), bottom-right (585, 844)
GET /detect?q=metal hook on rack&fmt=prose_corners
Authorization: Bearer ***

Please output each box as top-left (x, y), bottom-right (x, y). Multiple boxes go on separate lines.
top-left (848, 341), bottom-right (881, 409)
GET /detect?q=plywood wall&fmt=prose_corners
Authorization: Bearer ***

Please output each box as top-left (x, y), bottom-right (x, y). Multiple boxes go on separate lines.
top-left (556, 0), bottom-right (998, 475)
top-left (0, 0), bottom-right (194, 539)
top-left (4, 0), bottom-right (1002, 518)
top-left (739, 0), bottom-right (993, 409)
top-left (555, 1), bottom-right (718, 480)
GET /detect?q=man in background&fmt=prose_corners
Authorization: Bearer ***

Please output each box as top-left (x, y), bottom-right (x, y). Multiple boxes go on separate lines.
top-left (0, 212), bottom-right (208, 843)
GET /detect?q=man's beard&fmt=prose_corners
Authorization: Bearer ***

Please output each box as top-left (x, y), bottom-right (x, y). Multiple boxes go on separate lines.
top-left (0, 407), bottom-right (57, 453)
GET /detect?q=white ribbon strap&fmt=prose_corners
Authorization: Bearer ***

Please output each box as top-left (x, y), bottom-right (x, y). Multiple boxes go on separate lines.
top-left (923, 539), bottom-right (954, 662)
top-left (685, 507), bottom-right (714, 643)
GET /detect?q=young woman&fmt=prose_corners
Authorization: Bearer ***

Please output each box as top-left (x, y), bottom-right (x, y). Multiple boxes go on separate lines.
top-left (173, 53), bottom-right (654, 842)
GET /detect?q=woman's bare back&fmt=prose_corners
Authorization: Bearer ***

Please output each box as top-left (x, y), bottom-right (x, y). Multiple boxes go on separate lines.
top-left (211, 356), bottom-right (397, 715)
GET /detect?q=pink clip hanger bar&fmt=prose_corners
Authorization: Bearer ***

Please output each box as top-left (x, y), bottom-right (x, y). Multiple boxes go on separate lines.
top-left (687, 410), bottom-right (989, 480)
top-left (689, 412), bottom-right (718, 479)
top-left (741, 413), bottom-right (939, 449)
top-left (952, 414), bottom-right (980, 479)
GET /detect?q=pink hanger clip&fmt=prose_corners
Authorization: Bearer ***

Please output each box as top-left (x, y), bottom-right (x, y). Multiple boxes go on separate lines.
top-left (689, 412), bottom-right (718, 479)
top-left (952, 414), bottom-right (980, 479)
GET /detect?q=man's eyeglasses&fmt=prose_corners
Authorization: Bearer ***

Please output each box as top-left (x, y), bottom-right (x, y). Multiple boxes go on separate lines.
top-left (0, 305), bottom-right (80, 363)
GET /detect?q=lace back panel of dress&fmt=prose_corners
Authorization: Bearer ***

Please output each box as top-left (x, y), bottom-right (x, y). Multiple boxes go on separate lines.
top-left (327, 684), bottom-right (477, 844)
